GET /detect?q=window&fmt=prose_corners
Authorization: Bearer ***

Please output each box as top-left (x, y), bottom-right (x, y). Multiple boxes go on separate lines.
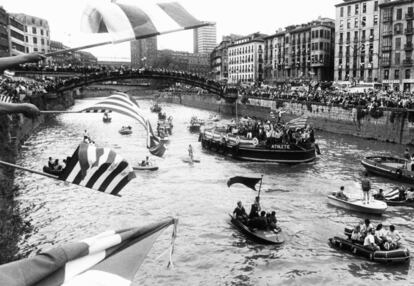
top-left (340, 20), bottom-right (344, 30)
top-left (362, 16), bottom-right (366, 27)
top-left (33, 37), bottom-right (37, 44)
top-left (40, 20), bottom-right (43, 25)
top-left (355, 4), bottom-right (359, 14)
top-left (41, 38), bottom-right (44, 45)
top-left (32, 27), bottom-right (37, 34)
top-left (340, 7), bottom-right (344, 17)
top-left (40, 29), bottom-right (44, 36)
top-left (384, 70), bottom-right (389, 80)
top-left (362, 2), bottom-right (366, 13)
top-left (362, 30), bottom-right (366, 40)
top-left (347, 5), bottom-right (351, 16)
top-left (394, 70), bottom-right (399, 79)
top-left (395, 38), bottom-right (401, 50)
top-left (31, 18), bottom-right (35, 24)
top-left (396, 9), bottom-right (402, 20)
top-left (406, 69), bottom-right (411, 79)
top-left (34, 47), bottom-right (38, 52)
top-left (354, 31), bottom-right (358, 41)
top-left (374, 15), bottom-right (378, 25)
top-left (394, 23), bottom-right (403, 34)
top-left (355, 18), bottom-right (359, 28)
top-left (395, 53), bottom-right (400, 65)
top-left (347, 19), bottom-right (351, 29)
top-left (374, 1), bottom-right (378, 12)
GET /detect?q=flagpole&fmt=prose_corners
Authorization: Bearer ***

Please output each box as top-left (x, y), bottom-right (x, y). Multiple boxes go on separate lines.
top-left (40, 111), bottom-right (83, 114)
top-left (258, 174), bottom-right (264, 199)
top-left (45, 22), bottom-right (214, 57)
top-left (0, 160), bottom-right (58, 179)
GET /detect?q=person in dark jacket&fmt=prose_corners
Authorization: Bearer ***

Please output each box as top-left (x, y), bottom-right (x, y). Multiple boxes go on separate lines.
top-left (249, 196), bottom-right (261, 219)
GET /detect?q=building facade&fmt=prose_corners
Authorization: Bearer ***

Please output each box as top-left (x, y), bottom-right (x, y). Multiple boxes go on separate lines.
top-left (12, 13), bottom-right (50, 54)
top-left (8, 14), bottom-right (26, 56)
top-left (228, 33), bottom-right (266, 84)
top-left (130, 37), bottom-right (157, 68)
top-left (334, 0), bottom-right (383, 83)
top-left (0, 7), bottom-right (9, 57)
top-left (156, 49), bottom-right (210, 76)
top-left (193, 23), bottom-right (217, 54)
top-left (379, 0), bottom-right (414, 91)
top-left (210, 35), bottom-right (242, 81)
top-left (264, 17), bottom-right (335, 83)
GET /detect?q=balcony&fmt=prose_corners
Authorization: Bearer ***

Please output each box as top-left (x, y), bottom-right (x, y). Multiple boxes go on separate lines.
top-left (406, 28), bottom-right (414, 35)
top-left (383, 15), bottom-right (392, 23)
top-left (403, 59), bottom-right (413, 66)
top-left (382, 45), bottom-right (392, 52)
top-left (381, 59), bottom-right (391, 67)
top-left (382, 30), bottom-right (393, 37)
top-left (406, 13), bottom-right (414, 20)
top-left (405, 43), bottom-right (413, 51)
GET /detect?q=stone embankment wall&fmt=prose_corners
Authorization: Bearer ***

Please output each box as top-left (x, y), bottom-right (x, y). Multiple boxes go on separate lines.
top-left (158, 92), bottom-right (414, 145)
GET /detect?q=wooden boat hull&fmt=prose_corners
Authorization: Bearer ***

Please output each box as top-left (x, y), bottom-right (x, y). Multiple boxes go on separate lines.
top-left (361, 156), bottom-right (414, 183)
top-left (327, 195), bottom-right (387, 215)
top-left (200, 136), bottom-right (316, 163)
top-left (133, 166), bottom-right (159, 171)
top-left (329, 236), bottom-right (410, 264)
top-left (229, 214), bottom-right (285, 245)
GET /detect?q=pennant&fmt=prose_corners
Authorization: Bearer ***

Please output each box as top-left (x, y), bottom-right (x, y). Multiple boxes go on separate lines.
top-left (227, 176), bottom-right (262, 191)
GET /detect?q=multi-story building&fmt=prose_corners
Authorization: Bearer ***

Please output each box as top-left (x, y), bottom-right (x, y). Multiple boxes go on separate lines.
top-left (193, 23), bottom-right (217, 54)
top-left (334, 0), bottom-right (383, 83)
top-left (264, 17), bottom-right (335, 83)
top-left (130, 37), bottom-right (157, 68)
top-left (12, 13), bottom-right (50, 54)
top-left (379, 0), bottom-right (414, 91)
top-left (49, 40), bottom-right (69, 65)
top-left (228, 33), bottom-right (267, 84)
top-left (0, 7), bottom-right (9, 57)
top-left (156, 49), bottom-right (210, 76)
top-left (8, 14), bottom-right (26, 55)
top-left (210, 35), bottom-right (242, 81)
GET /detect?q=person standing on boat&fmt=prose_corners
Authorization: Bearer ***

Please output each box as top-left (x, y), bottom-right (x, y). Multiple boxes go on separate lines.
top-left (249, 196), bottom-right (261, 219)
top-left (361, 173), bottom-right (371, 204)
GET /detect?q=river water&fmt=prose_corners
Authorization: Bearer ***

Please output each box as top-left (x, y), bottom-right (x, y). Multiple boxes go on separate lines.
top-left (13, 97), bottom-right (414, 285)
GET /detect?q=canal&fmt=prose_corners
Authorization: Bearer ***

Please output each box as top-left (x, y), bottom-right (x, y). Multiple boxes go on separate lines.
top-left (13, 97), bottom-right (414, 285)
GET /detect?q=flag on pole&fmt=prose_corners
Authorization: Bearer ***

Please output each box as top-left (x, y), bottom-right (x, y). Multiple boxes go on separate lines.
top-left (286, 115), bottom-right (309, 129)
top-left (227, 176), bottom-right (262, 191)
top-left (0, 218), bottom-right (178, 286)
top-left (81, 1), bottom-right (210, 44)
top-left (80, 92), bottom-right (166, 157)
top-left (0, 92), bottom-right (13, 103)
top-left (59, 142), bottom-right (136, 196)
top-left (384, 188), bottom-right (400, 200)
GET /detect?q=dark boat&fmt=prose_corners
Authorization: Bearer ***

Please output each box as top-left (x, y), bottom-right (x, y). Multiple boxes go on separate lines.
top-left (188, 117), bottom-right (204, 133)
top-left (150, 104), bottom-right (162, 113)
top-left (229, 214), bottom-right (285, 245)
top-left (200, 130), bottom-right (316, 163)
top-left (361, 156), bottom-right (414, 183)
top-left (103, 117), bottom-right (112, 123)
top-left (329, 227), bottom-right (410, 264)
top-left (43, 166), bottom-right (63, 176)
top-left (119, 127), bottom-right (132, 135)
top-left (133, 165), bottom-right (159, 171)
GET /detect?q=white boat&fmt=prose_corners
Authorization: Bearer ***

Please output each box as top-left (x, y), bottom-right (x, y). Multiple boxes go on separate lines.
top-left (327, 194), bottom-right (387, 215)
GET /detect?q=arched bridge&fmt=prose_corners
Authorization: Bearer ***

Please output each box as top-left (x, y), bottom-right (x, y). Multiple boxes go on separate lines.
top-left (14, 68), bottom-right (238, 101)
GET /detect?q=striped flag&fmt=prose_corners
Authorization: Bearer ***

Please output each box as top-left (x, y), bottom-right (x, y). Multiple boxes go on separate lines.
top-left (81, 1), bottom-right (211, 44)
top-left (384, 188), bottom-right (400, 200)
top-left (286, 115), bottom-right (308, 129)
top-left (0, 92), bottom-right (13, 103)
top-left (0, 218), bottom-right (178, 286)
top-left (81, 92), bottom-right (166, 157)
top-left (59, 142), bottom-right (136, 196)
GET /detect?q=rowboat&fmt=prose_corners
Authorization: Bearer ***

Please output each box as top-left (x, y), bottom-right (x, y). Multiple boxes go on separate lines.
top-left (43, 166), bottom-right (63, 176)
top-left (327, 194), bottom-right (387, 215)
top-left (329, 227), bottom-right (410, 264)
top-left (229, 214), bottom-right (285, 245)
top-left (119, 128), bottom-right (132, 135)
top-left (361, 156), bottom-right (414, 183)
top-left (133, 165), bottom-right (159, 171)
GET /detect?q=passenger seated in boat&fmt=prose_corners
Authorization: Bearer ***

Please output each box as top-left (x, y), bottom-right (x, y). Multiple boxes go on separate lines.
top-left (360, 219), bottom-right (374, 239)
top-left (404, 148), bottom-right (410, 160)
top-left (386, 225), bottom-right (402, 250)
top-left (267, 211), bottom-right (277, 230)
top-left (48, 157), bottom-right (54, 168)
top-left (233, 201), bottom-right (247, 222)
top-left (405, 188), bottom-right (414, 202)
top-left (373, 189), bottom-right (385, 200)
top-left (374, 224), bottom-right (387, 248)
top-left (140, 156), bottom-right (150, 166)
top-left (249, 196), bottom-right (261, 219)
top-left (53, 159), bottom-right (62, 171)
top-left (351, 225), bottom-right (362, 243)
top-left (333, 186), bottom-right (348, 201)
top-left (363, 229), bottom-right (380, 251)
top-left (61, 159), bottom-right (67, 170)
top-left (398, 186), bottom-right (406, 201)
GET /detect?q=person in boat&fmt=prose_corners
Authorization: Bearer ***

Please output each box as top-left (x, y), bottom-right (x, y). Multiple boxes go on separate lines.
top-left (48, 157), bottom-right (54, 168)
top-left (256, 211), bottom-right (268, 230)
top-left (373, 189), bottom-right (385, 200)
top-left (188, 144), bottom-right (194, 161)
top-left (83, 130), bottom-right (90, 142)
top-left (233, 201), bottom-right (248, 222)
top-left (361, 173), bottom-right (371, 204)
top-left (386, 225), bottom-right (402, 250)
top-left (363, 228), bottom-right (380, 251)
top-left (249, 196), bottom-right (261, 219)
top-left (53, 159), bottom-right (62, 171)
top-left (404, 148), bottom-right (410, 160)
top-left (333, 186), bottom-right (348, 201)
top-left (374, 224), bottom-right (387, 248)
top-left (141, 156), bottom-right (150, 166)
top-left (267, 211), bottom-right (278, 230)
top-left (405, 187), bottom-right (414, 202)
top-left (360, 219), bottom-right (374, 239)
top-left (103, 112), bottom-right (109, 120)
top-left (398, 186), bottom-right (406, 201)
top-left (61, 159), bottom-right (67, 170)
top-left (351, 225), bottom-right (362, 243)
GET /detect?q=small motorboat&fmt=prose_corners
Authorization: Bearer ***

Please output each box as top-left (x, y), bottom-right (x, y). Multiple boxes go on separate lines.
top-left (229, 214), bottom-right (285, 245)
top-left (327, 193), bottom-right (387, 215)
top-left (329, 227), bottom-right (410, 264)
top-left (43, 166), bottom-right (63, 176)
top-left (188, 116), bottom-right (204, 132)
top-left (373, 189), bottom-right (414, 208)
top-left (103, 117), bottom-right (112, 123)
top-left (133, 165), bottom-right (159, 171)
top-left (119, 126), bottom-right (132, 135)
top-left (150, 104), bottom-right (162, 113)
top-left (182, 157), bottom-right (200, 164)
top-left (361, 156), bottom-right (414, 183)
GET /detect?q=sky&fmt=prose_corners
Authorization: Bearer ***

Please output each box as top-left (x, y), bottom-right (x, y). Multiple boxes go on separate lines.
top-left (1, 0), bottom-right (337, 61)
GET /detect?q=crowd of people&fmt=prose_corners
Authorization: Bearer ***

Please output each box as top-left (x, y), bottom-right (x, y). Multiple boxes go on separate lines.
top-left (350, 219), bottom-right (401, 251)
top-left (233, 197), bottom-right (278, 231)
top-left (0, 76), bottom-right (53, 103)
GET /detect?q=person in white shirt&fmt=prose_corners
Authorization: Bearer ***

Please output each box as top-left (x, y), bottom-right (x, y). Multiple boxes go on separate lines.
top-left (360, 219), bottom-right (374, 239)
top-left (364, 229), bottom-right (380, 251)
top-left (374, 224), bottom-right (387, 246)
top-left (386, 225), bottom-right (402, 249)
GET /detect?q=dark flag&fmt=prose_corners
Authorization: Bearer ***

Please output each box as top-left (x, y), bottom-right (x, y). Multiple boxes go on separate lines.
top-left (227, 176), bottom-right (262, 191)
